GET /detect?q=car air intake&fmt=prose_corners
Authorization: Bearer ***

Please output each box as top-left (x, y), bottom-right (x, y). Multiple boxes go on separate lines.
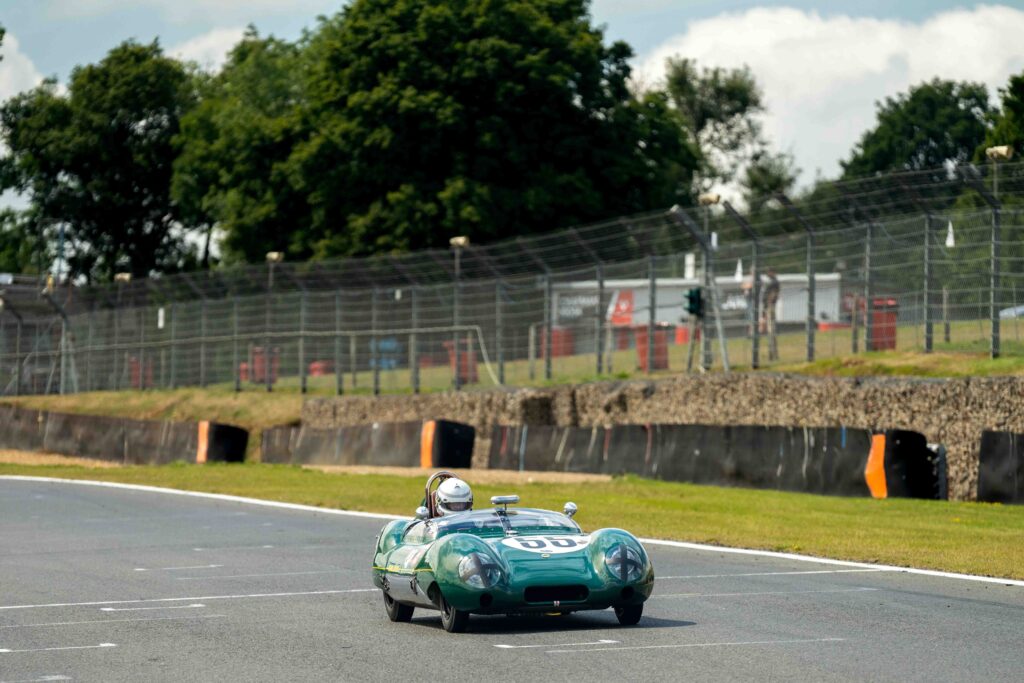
top-left (524, 585), bottom-right (589, 603)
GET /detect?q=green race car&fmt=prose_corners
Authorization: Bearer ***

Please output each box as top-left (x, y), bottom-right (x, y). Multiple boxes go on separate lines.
top-left (371, 475), bottom-right (655, 633)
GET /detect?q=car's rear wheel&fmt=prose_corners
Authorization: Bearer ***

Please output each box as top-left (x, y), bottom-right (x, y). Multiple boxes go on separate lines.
top-left (614, 603), bottom-right (643, 625)
top-left (439, 594), bottom-right (469, 633)
top-left (383, 591), bottom-right (414, 622)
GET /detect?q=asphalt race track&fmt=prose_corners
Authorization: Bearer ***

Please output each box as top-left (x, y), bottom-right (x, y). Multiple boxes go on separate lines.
top-left (2, 479), bottom-right (1023, 682)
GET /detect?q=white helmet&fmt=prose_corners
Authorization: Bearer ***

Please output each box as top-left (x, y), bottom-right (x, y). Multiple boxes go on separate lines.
top-left (435, 478), bottom-right (473, 516)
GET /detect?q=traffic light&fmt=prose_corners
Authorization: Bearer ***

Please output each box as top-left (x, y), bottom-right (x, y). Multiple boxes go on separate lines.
top-left (685, 287), bottom-right (703, 317)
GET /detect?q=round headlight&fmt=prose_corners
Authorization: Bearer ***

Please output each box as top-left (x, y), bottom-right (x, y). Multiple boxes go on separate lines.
top-left (458, 552), bottom-right (502, 589)
top-left (605, 544), bottom-right (643, 583)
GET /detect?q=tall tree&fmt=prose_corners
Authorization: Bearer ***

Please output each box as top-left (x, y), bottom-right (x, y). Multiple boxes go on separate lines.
top-left (842, 79), bottom-right (992, 178)
top-left (662, 57), bottom-right (767, 189)
top-left (0, 41), bottom-right (197, 281)
top-left (977, 72), bottom-right (1024, 160)
top-left (740, 149), bottom-right (799, 213)
top-left (281, 0), bottom-right (697, 259)
top-left (173, 29), bottom-right (310, 264)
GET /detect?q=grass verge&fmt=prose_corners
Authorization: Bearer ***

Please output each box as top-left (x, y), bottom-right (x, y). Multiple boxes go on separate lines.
top-left (2, 462), bottom-right (1021, 580)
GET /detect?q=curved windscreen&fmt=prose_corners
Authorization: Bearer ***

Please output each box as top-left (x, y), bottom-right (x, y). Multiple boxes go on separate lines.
top-left (432, 508), bottom-right (580, 538)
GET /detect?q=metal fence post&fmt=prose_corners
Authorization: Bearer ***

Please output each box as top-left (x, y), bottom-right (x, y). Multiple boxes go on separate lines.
top-left (495, 280), bottom-right (504, 385)
top-left (957, 164), bottom-right (1002, 359)
top-left (723, 202), bottom-right (760, 369)
top-left (410, 286), bottom-right (420, 394)
top-left (233, 298), bottom-right (240, 393)
top-left (86, 308), bottom-right (94, 392)
top-left (453, 255), bottom-right (462, 392)
top-left (199, 300), bottom-right (207, 387)
top-left (112, 306), bottom-right (120, 391)
top-left (372, 286), bottom-right (380, 396)
top-left (334, 290), bottom-right (344, 396)
top-left (169, 303), bottom-right (177, 389)
top-left (647, 254), bottom-right (656, 375)
top-left (777, 194), bottom-right (815, 362)
top-left (923, 213), bottom-right (933, 352)
top-left (544, 275), bottom-right (553, 381)
top-left (298, 292), bottom-right (308, 394)
top-left (595, 264), bottom-right (604, 376)
top-left (864, 221), bottom-right (873, 352)
top-left (138, 306), bottom-right (145, 390)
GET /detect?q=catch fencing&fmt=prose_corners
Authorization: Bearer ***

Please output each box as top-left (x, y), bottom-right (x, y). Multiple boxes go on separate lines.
top-left (2, 162), bottom-right (1024, 396)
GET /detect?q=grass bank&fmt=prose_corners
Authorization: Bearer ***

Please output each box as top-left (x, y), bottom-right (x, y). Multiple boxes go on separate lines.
top-left (2, 462), bottom-right (1021, 580)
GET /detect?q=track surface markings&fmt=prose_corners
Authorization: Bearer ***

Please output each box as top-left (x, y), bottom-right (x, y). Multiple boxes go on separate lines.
top-left (657, 587), bottom-right (878, 599)
top-left (0, 643), bottom-right (117, 654)
top-left (546, 637), bottom-right (846, 654)
top-left (1, 615), bottom-right (226, 629)
top-left (0, 589), bottom-right (377, 612)
top-left (100, 603), bottom-right (206, 612)
top-left (494, 639), bottom-right (619, 649)
top-left (0, 676), bottom-right (72, 682)
top-left (134, 564), bottom-right (223, 572)
top-left (657, 569), bottom-right (890, 580)
top-left (176, 570), bottom-right (344, 581)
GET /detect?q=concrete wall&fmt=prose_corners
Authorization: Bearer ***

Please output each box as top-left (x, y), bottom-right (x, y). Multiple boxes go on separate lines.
top-left (303, 374), bottom-right (1024, 501)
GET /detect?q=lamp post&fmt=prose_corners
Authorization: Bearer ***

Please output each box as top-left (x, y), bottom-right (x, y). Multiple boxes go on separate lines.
top-left (449, 236), bottom-right (469, 391)
top-left (265, 251), bottom-right (284, 392)
top-left (986, 145), bottom-right (1014, 200)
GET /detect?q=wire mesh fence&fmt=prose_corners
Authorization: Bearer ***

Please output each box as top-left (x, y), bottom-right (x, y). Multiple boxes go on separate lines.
top-left (2, 161), bottom-right (1024, 396)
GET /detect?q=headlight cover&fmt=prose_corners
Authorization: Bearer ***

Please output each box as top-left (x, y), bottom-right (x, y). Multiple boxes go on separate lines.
top-left (458, 552), bottom-right (502, 589)
top-left (605, 544), bottom-right (643, 583)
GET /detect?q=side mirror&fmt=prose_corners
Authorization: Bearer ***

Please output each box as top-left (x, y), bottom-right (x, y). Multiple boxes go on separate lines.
top-left (563, 502), bottom-right (577, 518)
top-left (415, 506), bottom-right (429, 520)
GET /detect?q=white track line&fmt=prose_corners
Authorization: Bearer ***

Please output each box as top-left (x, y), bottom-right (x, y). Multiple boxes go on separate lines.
top-left (1, 615), bottom-right (226, 629)
top-left (134, 564), bottom-right (223, 572)
top-left (657, 569), bottom-right (890, 579)
top-left (495, 639), bottom-right (618, 649)
top-left (176, 570), bottom-right (343, 581)
top-left (546, 637), bottom-right (846, 654)
top-left (0, 643), bottom-right (116, 654)
top-left (0, 589), bottom-right (377, 612)
top-left (3, 476), bottom-right (1022, 588)
top-left (99, 603), bottom-right (206, 612)
top-left (657, 587), bottom-right (878, 598)
top-left (0, 676), bottom-right (72, 682)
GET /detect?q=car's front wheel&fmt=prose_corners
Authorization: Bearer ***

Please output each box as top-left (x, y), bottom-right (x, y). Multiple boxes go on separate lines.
top-left (614, 603), bottom-right (643, 625)
top-left (383, 591), bottom-right (414, 622)
top-left (439, 594), bottom-right (469, 633)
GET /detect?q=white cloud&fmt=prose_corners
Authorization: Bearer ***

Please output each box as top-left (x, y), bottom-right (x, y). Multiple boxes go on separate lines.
top-left (637, 5), bottom-right (1024, 185)
top-left (47, 0), bottom-right (335, 24)
top-left (0, 31), bottom-right (46, 102)
top-left (170, 26), bottom-right (246, 71)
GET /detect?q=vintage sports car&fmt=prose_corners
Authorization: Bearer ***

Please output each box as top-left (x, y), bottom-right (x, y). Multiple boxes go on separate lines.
top-left (371, 471), bottom-right (655, 632)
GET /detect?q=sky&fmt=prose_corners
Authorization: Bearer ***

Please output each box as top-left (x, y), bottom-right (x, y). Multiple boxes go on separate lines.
top-left (2, 0), bottom-right (1024, 208)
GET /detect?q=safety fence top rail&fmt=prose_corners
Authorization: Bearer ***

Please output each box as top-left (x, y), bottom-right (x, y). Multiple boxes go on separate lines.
top-left (12, 160), bottom-right (1024, 315)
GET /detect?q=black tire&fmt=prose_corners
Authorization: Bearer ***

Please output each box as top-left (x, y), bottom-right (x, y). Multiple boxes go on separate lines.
top-left (383, 592), bottom-right (414, 622)
top-left (614, 603), bottom-right (643, 626)
top-left (439, 594), bottom-right (470, 633)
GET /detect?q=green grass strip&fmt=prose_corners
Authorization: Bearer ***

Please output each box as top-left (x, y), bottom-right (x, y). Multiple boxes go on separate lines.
top-left (3, 462), bottom-right (1022, 580)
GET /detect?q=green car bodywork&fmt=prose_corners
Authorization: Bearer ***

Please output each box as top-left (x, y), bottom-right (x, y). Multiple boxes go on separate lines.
top-left (371, 506), bottom-right (655, 632)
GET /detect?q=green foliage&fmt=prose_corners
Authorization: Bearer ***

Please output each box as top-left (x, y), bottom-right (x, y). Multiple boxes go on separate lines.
top-left (0, 209), bottom-right (43, 274)
top-left (978, 73), bottom-right (1024, 159)
top-left (842, 79), bottom-right (993, 178)
top-left (740, 150), bottom-right (799, 213)
top-left (663, 57), bottom-right (774, 189)
top-left (277, 0), bottom-right (697, 259)
top-left (0, 41), bottom-right (198, 281)
top-left (172, 29), bottom-right (311, 264)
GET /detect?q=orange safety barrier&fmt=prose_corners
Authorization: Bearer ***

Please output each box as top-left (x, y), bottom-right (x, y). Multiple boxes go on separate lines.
top-left (864, 433), bottom-right (888, 498)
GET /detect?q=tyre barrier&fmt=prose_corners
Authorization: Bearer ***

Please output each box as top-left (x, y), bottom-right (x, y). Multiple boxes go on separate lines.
top-left (0, 404), bottom-right (247, 464)
top-left (489, 424), bottom-right (946, 499)
top-left (261, 419), bottom-right (474, 469)
top-left (978, 431), bottom-right (1024, 504)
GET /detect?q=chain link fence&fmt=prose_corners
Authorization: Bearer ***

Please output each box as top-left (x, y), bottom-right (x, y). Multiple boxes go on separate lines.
top-left (2, 162), bottom-right (1023, 396)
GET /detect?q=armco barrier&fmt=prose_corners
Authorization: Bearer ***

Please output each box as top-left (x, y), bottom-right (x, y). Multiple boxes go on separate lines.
top-left (489, 424), bottom-right (945, 499)
top-left (978, 431), bottom-right (1023, 503)
top-left (261, 420), bottom-right (474, 469)
top-left (0, 404), bottom-right (247, 464)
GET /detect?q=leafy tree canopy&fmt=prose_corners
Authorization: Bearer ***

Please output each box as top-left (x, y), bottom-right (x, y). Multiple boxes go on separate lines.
top-left (276, 0), bottom-right (698, 259)
top-left (977, 72), bottom-right (1024, 160)
top-left (0, 40), bottom-right (198, 282)
top-left (842, 79), bottom-right (993, 178)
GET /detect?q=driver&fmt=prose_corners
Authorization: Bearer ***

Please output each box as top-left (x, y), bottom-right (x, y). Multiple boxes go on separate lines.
top-left (434, 477), bottom-right (473, 517)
